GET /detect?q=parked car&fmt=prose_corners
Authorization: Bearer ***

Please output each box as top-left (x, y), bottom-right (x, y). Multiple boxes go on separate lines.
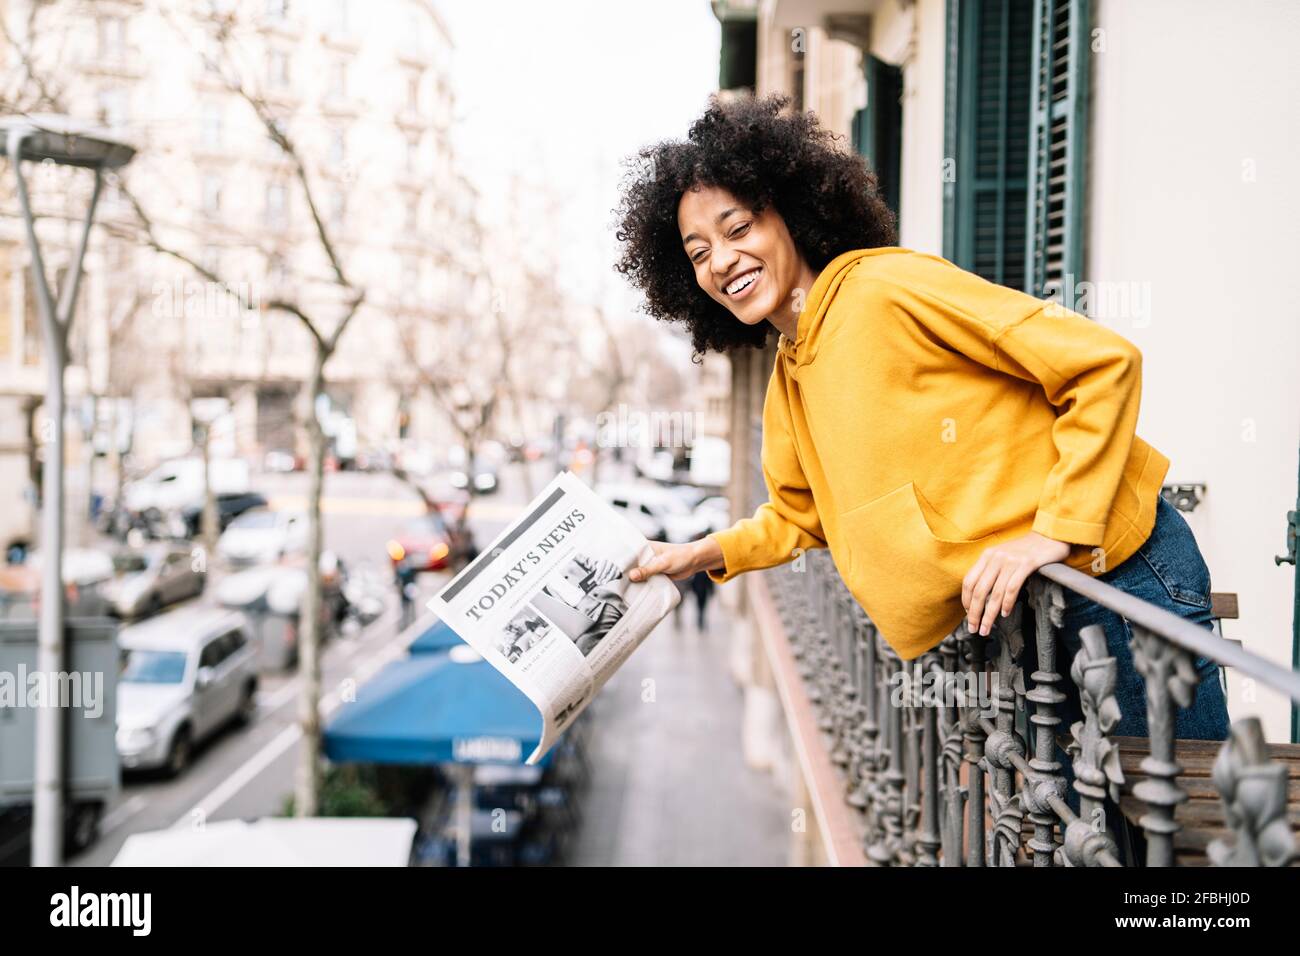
top-left (262, 449), bottom-right (298, 473)
top-left (123, 457), bottom-right (250, 515)
top-left (115, 607), bottom-right (259, 777)
top-left (447, 459), bottom-right (499, 495)
top-left (595, 482), bottom-right (713, 544)
top-left (216, 508), bottom-right (308, 566)
top-left (386, 510), bottom-right (476, 574)
top-left (103, 544), bottom-right (206, 619)
top-left (694, 495), bottom-right (732, 534)
top-left (215, 551), bottom-right (354, 671)
top-left (181, 491), bottom-right (269, 538)
top-left (2, 548), bottom-right (115, 619)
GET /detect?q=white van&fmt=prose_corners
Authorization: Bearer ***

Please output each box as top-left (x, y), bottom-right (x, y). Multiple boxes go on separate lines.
top-left (123, 457), bottom-right (250, 514)
top-left (595, 482), bottom-right (712, 544)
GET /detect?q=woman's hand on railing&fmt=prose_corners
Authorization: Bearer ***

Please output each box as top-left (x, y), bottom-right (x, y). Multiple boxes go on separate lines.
top-left (628, 536), bottom-right (725, 582)
top-left (962, 531), bottom-right (1072, 636)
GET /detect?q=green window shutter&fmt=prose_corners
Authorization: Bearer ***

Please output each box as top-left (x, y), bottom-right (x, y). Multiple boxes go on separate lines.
top-left (1025, 0), bottom-right (1090, 301)
top-left (718, 17), bottom-right (757, 92)
top-left (943, 0), bottom-right (1034, 291)
top-left (853, 55), bottom-right (903, 222)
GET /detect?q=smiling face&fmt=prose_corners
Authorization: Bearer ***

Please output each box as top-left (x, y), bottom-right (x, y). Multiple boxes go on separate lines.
top-left (677, 184), bottom-right (812, 330)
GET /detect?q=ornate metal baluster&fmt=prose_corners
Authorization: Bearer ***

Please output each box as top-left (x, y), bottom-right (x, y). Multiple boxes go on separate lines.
top-left (1208, 717), bottom-right (1300, 866)
top-left (867, 644), bottom-right (905, 864)
top-left (917, 650), bottom-right (943, 866)
top-left (961, 627), bottom-right (989, 866)
top-left (986, 608), bottom-right (1027, 865)
top-left (848, 608), bottom-right (879, 815)
top-left (938, 634), bottom-right (965, 865)
top-left (1059, 623), bottom-right (1124, 867)
top-left (1130, 624), bottom-right (1195, 867)
top-left (1023, 579), bottom-right (1068, 866)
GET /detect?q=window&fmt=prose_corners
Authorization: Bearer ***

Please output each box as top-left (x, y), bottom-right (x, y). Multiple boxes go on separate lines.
top-left (1025, 0), bottom-right (1090, 301)
top-left (407, 72), bottom-right (420, 112)
top-left (265, 0), bottom-right (288, 23)
top-left (97, 17), bottom-right (126, 59)
top-left (327, 0), bottom-right (349, 35)
top-left (267, 49), bottom-right (290, 88)
top-left (199, 638), bottom-right (224, 669)
top-left (406, 136), bottom-right (419, 175)
top-left (201, 245), bottom-right (222, 276)
top-left (405, 195), bottom-right (419, 232)
top-left (329, 61), bottom-right (347, 100)
top-left (97, 88), bottom-right (129, 130)
top-left (852, 55), bottom-right (904, 224)
top-left (201, 103), bottom-right (223, 150)
top-left (401, 257), bottom-right (419, 302)
top-left (328, 127), bottom-right (346, 166)
top-left (718, 16), bottom-right (757, 92)
top-left (0, 247), bottom-right (11, 364)
top-left (403, 11), bottom-right (422, 57)
top-left (330, 189), bottom-right (346, 226)
top-left (943, 0), bottom-right (1089, 299)
top-left (265, 181), bottom-right (288, 228)
top-left (202, 174), bottom-right (223, 216)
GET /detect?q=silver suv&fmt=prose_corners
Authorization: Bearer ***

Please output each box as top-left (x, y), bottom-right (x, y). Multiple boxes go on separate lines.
top-left (115, 607), bottom-right (259, 776)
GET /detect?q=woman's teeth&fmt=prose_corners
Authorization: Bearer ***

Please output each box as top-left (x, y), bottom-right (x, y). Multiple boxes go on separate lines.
top-left (726, 268), bottom-right (762, 295)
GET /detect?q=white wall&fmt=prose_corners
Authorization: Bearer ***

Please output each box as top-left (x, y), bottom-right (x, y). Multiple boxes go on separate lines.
top-left (873, 0), bottom-right (947, 254)
top-left (1090, 0), bottom-right (1300, 740)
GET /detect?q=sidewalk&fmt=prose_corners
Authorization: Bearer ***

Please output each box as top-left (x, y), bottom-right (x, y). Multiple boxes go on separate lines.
top-left (567, 593), bottom-right (789, 866)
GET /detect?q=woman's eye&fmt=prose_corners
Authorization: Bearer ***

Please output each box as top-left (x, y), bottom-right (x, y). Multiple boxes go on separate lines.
top-left (728, 223), bottom-right (751, 238)
top-left (690, 249), bottom-right (707, 263)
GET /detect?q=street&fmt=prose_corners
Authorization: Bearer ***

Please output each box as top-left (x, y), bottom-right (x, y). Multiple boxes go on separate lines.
top-left (53, 461), bottom-right (785, 866)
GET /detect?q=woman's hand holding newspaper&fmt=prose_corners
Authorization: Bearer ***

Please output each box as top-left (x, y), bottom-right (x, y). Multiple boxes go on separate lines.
top-left (628, 536), bottom-right (725, 582)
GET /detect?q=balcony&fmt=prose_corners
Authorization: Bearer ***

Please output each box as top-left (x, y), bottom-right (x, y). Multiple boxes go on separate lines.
top-left (752, 547), bottom-right (1300, 866)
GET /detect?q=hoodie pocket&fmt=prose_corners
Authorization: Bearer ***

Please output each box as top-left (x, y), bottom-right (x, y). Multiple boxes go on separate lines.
top-left (838, 483), bottom-right (1001, 645)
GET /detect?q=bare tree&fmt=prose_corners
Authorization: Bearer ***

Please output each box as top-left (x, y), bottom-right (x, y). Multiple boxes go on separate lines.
top-left (81, 5), bottom-right (367, 816)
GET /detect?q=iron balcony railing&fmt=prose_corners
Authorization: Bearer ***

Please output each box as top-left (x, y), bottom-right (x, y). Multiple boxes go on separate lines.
top-left (762, 549), bottom-right (1300, 867)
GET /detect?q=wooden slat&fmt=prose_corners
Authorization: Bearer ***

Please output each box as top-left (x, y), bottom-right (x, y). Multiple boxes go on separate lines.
top-left (1211, 592), bottom-right (1239, 619)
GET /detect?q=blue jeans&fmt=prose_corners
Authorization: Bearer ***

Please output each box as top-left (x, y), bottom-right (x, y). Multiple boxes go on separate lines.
top-left (1020, 494), bottom-right (1230, 855)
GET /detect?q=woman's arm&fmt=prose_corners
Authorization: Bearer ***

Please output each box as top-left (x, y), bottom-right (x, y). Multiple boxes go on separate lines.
top-left (631, 362), bottom-right (827, 583)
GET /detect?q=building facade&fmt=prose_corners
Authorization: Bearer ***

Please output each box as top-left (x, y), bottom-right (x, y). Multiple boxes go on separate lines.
top-left (0, 0), bottom-right (483, 547)
top-left (711, 0), bottom-right (1300, 864)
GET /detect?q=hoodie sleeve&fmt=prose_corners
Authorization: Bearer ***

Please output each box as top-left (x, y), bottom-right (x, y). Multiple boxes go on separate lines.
top-left (707, 361), bottom-right (828, 584)
top-left (835, 261), bottom-right (1144, 548)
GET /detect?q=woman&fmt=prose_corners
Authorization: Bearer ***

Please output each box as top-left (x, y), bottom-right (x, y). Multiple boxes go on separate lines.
top-left (615, 93), bottom-right (1229, 753)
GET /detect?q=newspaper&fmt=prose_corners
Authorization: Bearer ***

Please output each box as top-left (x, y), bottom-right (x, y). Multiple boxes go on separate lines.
top-left (426, 470), bottom-right (681, 765)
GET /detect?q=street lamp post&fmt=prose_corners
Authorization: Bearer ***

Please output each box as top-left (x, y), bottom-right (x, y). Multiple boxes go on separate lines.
top-left (1, 116), bottom-right (135, 867)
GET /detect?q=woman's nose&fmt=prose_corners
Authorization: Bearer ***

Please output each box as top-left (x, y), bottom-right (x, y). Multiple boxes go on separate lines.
top-left (710, 248), bottom-right (740, 280)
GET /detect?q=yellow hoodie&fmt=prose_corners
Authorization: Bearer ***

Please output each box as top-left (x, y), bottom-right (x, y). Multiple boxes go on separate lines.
top-left (706, 247), bottom-right (1171, 661)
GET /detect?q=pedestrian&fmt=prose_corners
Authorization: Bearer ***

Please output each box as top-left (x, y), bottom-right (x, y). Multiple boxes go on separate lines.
top-left (688, 569), bottom-right (714, 631)
top-left (670, 574), bottom-right (689, 628)
top-left (617, 93), bottom-right (1228, 768)
top-left (395, 559), bottom-right (417, 631)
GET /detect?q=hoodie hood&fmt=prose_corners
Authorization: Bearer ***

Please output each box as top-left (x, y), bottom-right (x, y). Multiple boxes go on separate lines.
top-left (779, 247), bottom-right (914, 366)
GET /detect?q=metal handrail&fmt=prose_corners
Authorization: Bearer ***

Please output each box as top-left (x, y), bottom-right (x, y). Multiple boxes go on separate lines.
top-left (760, 550), bottom-right (1300, 867)
top-left (1037, 562), bottom-right (1300, 703)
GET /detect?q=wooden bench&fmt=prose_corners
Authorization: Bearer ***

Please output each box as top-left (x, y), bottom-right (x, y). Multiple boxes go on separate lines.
top-left (1009, 593), bottom-right (1300, 865)
top-left (1099, 593), bottom-right (1295, 865)
top-left (1111, 736), bottom-right (1300, 866)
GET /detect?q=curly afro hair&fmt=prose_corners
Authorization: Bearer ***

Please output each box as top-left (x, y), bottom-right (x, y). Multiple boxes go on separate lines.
top-left (614, 92), bottom-right (898, 356)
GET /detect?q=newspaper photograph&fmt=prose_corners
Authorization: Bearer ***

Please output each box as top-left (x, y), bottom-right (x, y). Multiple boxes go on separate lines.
top-left (426, 470), bottom-right (681, 765)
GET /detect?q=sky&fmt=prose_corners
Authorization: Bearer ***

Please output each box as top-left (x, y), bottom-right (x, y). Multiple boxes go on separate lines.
top-left (437, 0), bottom-right (721, 320)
